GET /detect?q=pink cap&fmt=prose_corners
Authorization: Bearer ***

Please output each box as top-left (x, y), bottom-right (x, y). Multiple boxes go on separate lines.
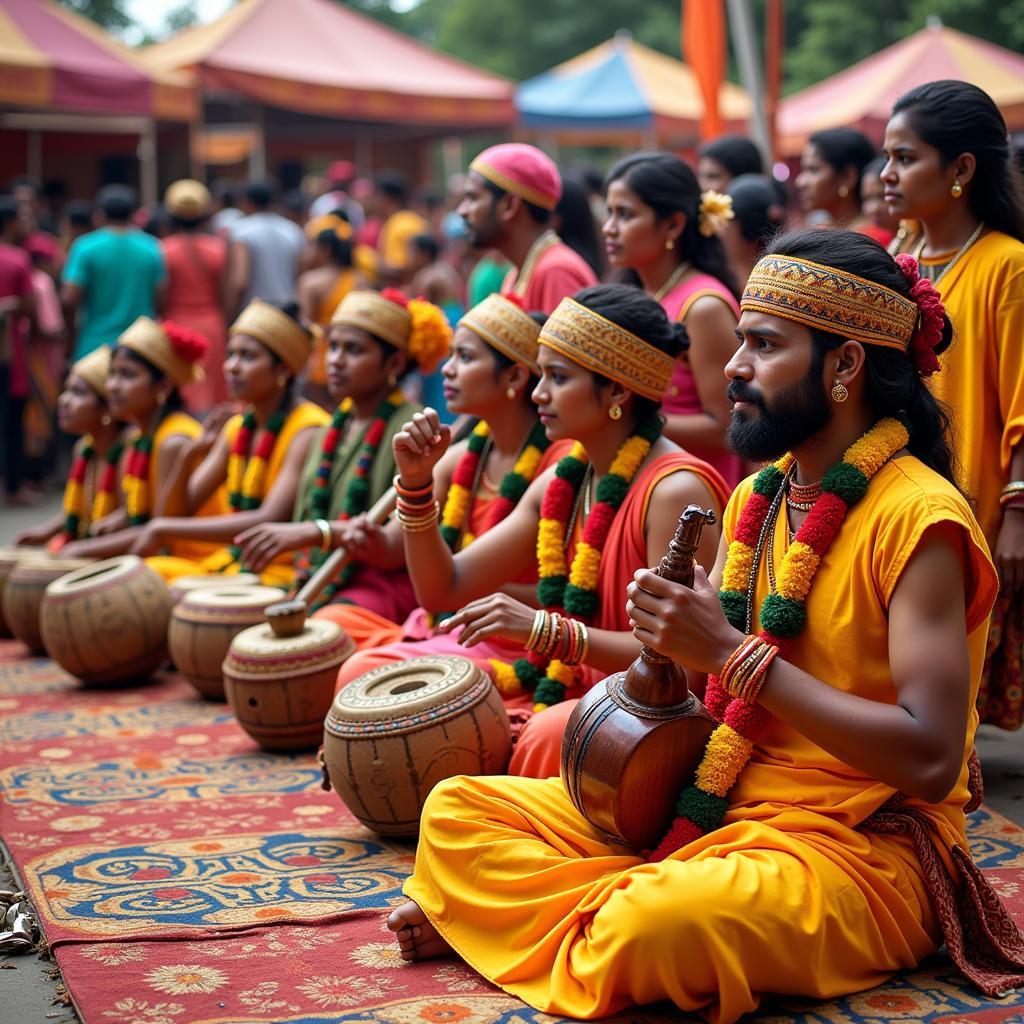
top-left (326, 160), bottom-right (356, 185)
top-left (469, 143), bottom-right (562, 211)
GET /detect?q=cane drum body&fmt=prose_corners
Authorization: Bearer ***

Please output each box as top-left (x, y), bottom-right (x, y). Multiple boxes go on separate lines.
top-left (323, 655), bottom-right (511, 836)
top-left (170, 573), bottom-right (259, 604)
top-left (0, 547), bottom-right (43, 639)
top-left (40, 556), bottom-right (173, 684)
top-left (223, 619), bottom-right (354, 751)
top-left (169, 586), bottom-right (286, 699)
top-left (5, 556), bottom-right (92, 654)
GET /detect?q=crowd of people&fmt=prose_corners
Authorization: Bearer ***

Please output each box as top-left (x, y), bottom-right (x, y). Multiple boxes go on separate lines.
top-left (5, 75), bottom-right (1024, 1020)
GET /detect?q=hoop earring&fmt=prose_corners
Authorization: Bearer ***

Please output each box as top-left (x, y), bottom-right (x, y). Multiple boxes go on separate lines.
top-left (831, 379), bottom-right (849, 404)
top-left (608, 403), bottom-right (622, 420)
top-left (951, 179), bottom-right (964, 199)
top-left (505, 386), bottom-right (517, 400)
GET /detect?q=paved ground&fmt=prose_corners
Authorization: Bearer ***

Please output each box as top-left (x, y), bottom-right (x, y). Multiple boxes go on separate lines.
top-left (1, 497), bottom-right (1022, 1022)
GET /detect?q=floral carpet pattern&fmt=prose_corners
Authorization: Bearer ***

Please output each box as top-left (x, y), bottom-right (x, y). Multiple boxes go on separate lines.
top-left (1, 639), bottom-right (1023, 1023)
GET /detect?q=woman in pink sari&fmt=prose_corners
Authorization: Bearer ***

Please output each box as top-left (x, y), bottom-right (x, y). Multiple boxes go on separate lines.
top-left (603, 153), bottom-right (743, 488)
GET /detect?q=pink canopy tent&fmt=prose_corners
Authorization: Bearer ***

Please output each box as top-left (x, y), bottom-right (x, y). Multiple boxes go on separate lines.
top-left (778, 22), bottom-right (1024, 156)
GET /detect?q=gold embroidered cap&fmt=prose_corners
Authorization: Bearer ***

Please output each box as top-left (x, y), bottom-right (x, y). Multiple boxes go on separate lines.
top-left (469, 143), bottom-right (562, 211)
top-left (539, 297), bottom-right (676, 401)
top-left (230, 299), bottom-right (312, 375)
top-left (459, 293), bottom-right (542, 373)
top-left (331, 290), bottom-right (412, 351)
top-left (117, 317), bottom-right (204, 387)
top-left (741, 255), bottom-right (918, 352)
top-left (72, 345), bottom-right (112, 399)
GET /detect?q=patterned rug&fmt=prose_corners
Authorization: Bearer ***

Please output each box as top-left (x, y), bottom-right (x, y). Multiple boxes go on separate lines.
top-left (2, 639), bottom-right (1024, 1024)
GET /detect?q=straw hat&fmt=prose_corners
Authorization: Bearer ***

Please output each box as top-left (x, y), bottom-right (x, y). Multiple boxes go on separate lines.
top-left (165, 179), bottom-right (211, 220)
top-left (71, 345), bottom-right (112, 399)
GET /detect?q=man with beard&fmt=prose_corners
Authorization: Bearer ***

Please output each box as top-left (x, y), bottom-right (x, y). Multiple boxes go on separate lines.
top-left (385, 229), bottom-right (1024, 1020)
top-left (459, 143), bottom-right (595, 314)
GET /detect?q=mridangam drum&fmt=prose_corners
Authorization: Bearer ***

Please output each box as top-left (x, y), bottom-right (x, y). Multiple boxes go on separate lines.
top-left (169, 573), bottom-right (259, 604)
top-left (322, 655), bottom-right (511, 836)
top-left (223, 619), bottom-right (354, 751)
top-left (40, 555), bottom-right (173, 684)
top-left (4, 556), bottom-right (92, 654)
top-left (0, 547), bottom-right (43, 638)
top-left (169, 585), bottom-right (287, 699)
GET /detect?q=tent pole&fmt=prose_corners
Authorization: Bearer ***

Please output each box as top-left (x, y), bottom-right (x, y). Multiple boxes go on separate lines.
top-left (190, 96), bottom-right (206, 181)
top-left (725, 0), bottom-right (770, 163)
top-left (140, 118), bottom-right (158, 209)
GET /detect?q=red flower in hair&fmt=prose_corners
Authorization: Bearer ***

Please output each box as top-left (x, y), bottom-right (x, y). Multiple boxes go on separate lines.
top-left (380, 288), bottom-right (409, 308)
top-left (161, 320), bottom-right (209, 364)
top-left (501, 293), bottom-right (526, 310)
top-left (894, 254), bottom-right (945, 377)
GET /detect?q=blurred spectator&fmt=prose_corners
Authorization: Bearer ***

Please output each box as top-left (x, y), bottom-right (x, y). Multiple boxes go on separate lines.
top-left (61, 184), bottom-right (166, 359)
top-left (555, 175), bottom-right (605, 278)
top-left (228, 179), bottom-right (305, 311)
top-left (697, 135), bottom-right (764, 192)
top-left (374, 173), bottom-right (430, 281)
top-left (414, 187), bottom-right (446, 234)
top-left (467, 251), bottom-right (512, 306)
top-left (795, 127), bottom-right (877, 227)
top-left (408, 233), bottom-right (463, 309)
top-left (211, 178), bottom-right (244, 236)
top-left (854, 155), bottom-right (899, 248)
top-left (60, 200), bottom-right (94, 253)
top-left (720, 173), bottom-right (787, 285)
top-left (570, 163), bottom-right (609, 231)
top-left (140, 203), bottom-right (172, 240)
top-left (162, 179), bottom-right (229, 412)
top-left (353, 178), bottom-right (381, 249)
top-left (282, 188), bottom-right (309, 228)
top-left (310, 160), bottom-right (364, 227)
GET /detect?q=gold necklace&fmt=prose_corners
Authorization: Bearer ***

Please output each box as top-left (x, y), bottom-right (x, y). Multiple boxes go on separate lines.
top-left (914, 222), bottom-right (985, 286)
top-left (652, 261), bottom-right (692, 302)
top-left (511, 230), bottom-right (559, 297)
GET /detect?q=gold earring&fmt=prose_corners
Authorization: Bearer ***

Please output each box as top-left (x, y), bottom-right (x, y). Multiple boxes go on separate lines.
top-left (156, 392), bottom-right (167, 406)
top-left (838, 185), bottom-right (850, 198)
top-left (276, 375), bottom-right (288, 388)
top-left (100, 413), bottom-right (112, 426)
top-left (831, 379), bottom-right (849, 404)
top-left (608, 403), bottom-right (622, 420)
top-left (665, 239), bottom-right (675, 251)
top-left (387, 373), bottom-right (398, 387)
top-left (505, 386), bottom-right (517, 400)
top-left (951, 179), bottom-right (963, 199)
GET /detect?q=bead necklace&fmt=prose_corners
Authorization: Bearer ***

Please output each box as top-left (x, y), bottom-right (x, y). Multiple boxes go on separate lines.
top-left (914, 221), bottom-right (985, 286)
top-left (652, 261), bottom-right (692, 302)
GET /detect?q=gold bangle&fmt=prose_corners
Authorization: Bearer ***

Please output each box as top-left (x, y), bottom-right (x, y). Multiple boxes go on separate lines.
top-left (1002, 481), bottom-right (1024, 495)
top-left (527, 609), bottom-right (547, 652)
top-left (314, 518), bottom-right (332, 552)
top-left (397, 501), bottom-right (439, 533)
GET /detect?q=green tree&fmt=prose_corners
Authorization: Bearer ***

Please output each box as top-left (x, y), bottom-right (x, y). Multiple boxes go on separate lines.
top-left (55, 0), bottom-right (132, 33)
top-left (164, 0), bottom-right (200, 36)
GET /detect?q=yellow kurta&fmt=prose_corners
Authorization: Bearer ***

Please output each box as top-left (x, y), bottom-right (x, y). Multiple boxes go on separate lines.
top-left (926, 230), bottom-right (1024, 545)
top-left (147, 401), bottom-right (329, 587)
top-left (405, 456), bottom-right (996, 1022)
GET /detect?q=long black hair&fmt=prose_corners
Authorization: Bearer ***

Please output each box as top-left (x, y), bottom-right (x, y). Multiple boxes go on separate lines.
top-left (891, 80), bottom-right (1024, 243)
top-left (765, 228), bottom-right (958, 485)
top-left (605, 152), bottom-right (740, 298)
top-left (807, 128), bottom-right (877, 196)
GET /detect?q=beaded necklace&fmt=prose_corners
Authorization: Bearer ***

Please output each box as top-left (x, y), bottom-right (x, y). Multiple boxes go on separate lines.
top-left (123, 432), bottom-right (155, 526)
top-left (652, 261), bottom-right (692, 303)
top-left (488, 416), bottom-right (661, 709)
top-left (64, 438), bottom-right (124, 541)
top-left (649, 417), bottom-right (908, 860)
top-left (227, 408), bottom-right (287, 512)
top-left (914, 222), bottom-right (985, 287)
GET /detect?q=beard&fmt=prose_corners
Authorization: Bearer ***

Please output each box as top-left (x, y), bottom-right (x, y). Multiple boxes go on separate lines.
top-left (725, 365), bottom-right (833, 462)
top-left (465, 209), bottom-right (500, 250)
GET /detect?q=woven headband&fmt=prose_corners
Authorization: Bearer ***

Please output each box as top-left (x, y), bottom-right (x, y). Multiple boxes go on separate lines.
top-left (230, 299), bottom-right (312, 375)
top-left (741, 255), bottom-right (918, 352)
top-left (331, 290), bottom-right (411, 351)
top-left (538, 297), bottom-right (675, 401)
top-left (459, 293), bottom-right (541, 373)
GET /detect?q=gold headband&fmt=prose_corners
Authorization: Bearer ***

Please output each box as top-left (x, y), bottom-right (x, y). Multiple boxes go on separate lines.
top-left (118, 317), bottom-right (204, 387)
top-left (459, 294), bottom-right (542, 373)
top-left (741, 255), bottom-right (918, 352)
top-left (538, 297), bottom-right (675, 401)
top-left (331, 291), bottom-right (411, 351)
top-left (72, 345), bottom-right (112, 399)
top-left (230, 300), bottom-right (312, 375)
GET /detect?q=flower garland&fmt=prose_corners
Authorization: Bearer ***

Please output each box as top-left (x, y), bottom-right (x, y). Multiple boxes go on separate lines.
top-left (488, 416), bottom-right (661, 710)
top-left (227, 409), bottom-right (286, 512)
top-left (63, 438), bottom-right (125, 541)
top-left (123, 433), bottom-right (154, 526)
top-left (649, 417), bottom-right (909, 861)
top-left (292, 389), bottom-right (404, 607)
top-left (440, 419), bottom-right (550, 552)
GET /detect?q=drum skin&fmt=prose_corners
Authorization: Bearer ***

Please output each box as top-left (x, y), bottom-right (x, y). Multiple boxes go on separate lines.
top-left (223, 619), bottom-right (355, 751)
top-left (0, 547), bottom-right (34, 638)
top-left (5, 556), bottom-right (92, 655)
top-left (168, 585), bottom-right (285, 699)
top-left (40, 555), bottom-right (173, 685)
top-left (322, 654), bottom-right (511, 836)
top-left (169, 573), bottom-right (259, 604)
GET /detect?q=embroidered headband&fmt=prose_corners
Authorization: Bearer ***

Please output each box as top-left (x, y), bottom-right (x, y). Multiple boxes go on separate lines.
top-left (118, 317), bottom-right (205, 387)
top-left (230, 299), bottom-right (312, 375)
top-left (72, 345), bottom-right (112, 399)
top-left (538, 297), bottom-right (676, 401)
top-left (459, 293), bottom-right (542, 373)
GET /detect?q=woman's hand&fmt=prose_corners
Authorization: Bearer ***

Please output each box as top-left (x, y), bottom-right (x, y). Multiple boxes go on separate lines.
top-left (436, 593), bottom-right (537, 648)
top-left (392, 408), bottom-right (451, 490)
top-left (625, 565), bottom-right (743, 675)
top-left (995, 508), bottom-right (1024, 590)
top-left (90, 509), bottom-right (127, 536)
top-left (234, 521), bottom-right (319, 572)
top-left (334, 515), bottom-right (391, 566)
top-left (14, 524), bottom-right (52, 546)
top-left (129, 518), bottom-right (168, 557)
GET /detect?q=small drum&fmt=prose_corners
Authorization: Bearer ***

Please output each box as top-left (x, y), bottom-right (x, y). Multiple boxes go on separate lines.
top-left (4, 556), bottom-right (93, 654)
top-left (40, 556), bottom-right (174, 685)
top-left (169, 573), bottom-right (259, 604)
top-left (0, 547), bottom-right (42, 639)
top-left (169, 585), bottom-right (286, 700)
top-left (322, 655), bottom-right (511, 836)
top-left (223, 619), bottom-right (354, 751)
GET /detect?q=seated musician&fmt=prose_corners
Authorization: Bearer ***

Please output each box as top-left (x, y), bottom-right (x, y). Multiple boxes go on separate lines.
top-left (387, 230), bottom-right (1014, 1021)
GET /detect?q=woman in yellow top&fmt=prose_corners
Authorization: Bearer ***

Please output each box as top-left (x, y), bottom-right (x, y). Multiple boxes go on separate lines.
top-left (388, 230), bottom-right (1011, 1021)
top-left (14, 346), bottom-right (126, 551)
top-left (62, 318), bottom-right (214, 560)
top-left (883, 80), bottom-right (1024, 729)
top-left (132, 300), bottom-right (329, 587)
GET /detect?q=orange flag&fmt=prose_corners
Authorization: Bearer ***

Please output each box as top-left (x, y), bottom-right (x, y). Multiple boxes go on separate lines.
top-left (683, 0), bottom-right (726, 140)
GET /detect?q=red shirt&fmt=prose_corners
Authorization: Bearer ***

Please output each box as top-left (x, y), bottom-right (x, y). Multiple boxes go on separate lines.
top-left (0, 243), bottom-right (32, 397)
top-left (505, 241), bottom-right (597, 316)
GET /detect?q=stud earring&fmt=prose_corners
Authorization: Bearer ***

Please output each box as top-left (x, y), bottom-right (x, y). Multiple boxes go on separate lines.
top-left (608, 403), bottom-right (622, 420)
top-left (951, 179), bottom-right (963, 199)
top-left (831, 379), bottom-right (849, 404)
top-left (665, 239), bottom-right (675, 251)
top-left (838, 185), bottom-right (850, 198)
top-left (101, 413), bottom-right (112, 426)
top-left (276, 375), bottom-right (288, 388)
top-left (387, 373), bottom-right (398, 388)
top-left (505, 386), bottom-right (517, 400)
top-left (156, 392), bottom-right (167, 406)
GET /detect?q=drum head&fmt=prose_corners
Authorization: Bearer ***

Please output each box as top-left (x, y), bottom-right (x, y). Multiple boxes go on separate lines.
top-left (171, 573), bottom-right (259, 594)
top-left (11, 556), bottom-right (91, 581)
top-left (182, 585), bottom-right (285, 612)
top-left (46, 555), bottom-right (142, 595)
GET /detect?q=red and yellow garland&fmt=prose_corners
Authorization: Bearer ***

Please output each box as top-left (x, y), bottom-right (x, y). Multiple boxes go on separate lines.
top-left (61, 438), bottom-right (124, 541)
top-left (227, 408), bottom-right (286, 512)
top-left (123, 433), bottom-right (154, 526)
top-left (650, 416), bottom-right (909, 860)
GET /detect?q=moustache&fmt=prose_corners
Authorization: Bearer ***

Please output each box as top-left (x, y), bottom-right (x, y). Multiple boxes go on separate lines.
top-left (726, 381), bottom-right (765, 408)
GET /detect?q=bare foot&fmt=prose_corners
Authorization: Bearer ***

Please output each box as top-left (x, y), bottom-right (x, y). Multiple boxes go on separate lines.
top-left (386, 900), bottom-right (453, 962)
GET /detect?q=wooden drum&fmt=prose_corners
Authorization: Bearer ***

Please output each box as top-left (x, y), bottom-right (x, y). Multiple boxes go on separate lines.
top-left (223, 619), bottom-right (354, 751)
top-left (322, 655), bottom-right (511, 836)
top-left (169, 585), bottom-right (287, 700)
top-left (169, 573), bottom-right (259, 604)
top-left (0, 547), bottom-right (41, 639)
top-left (40, 555), bottom-right (173, 684)
top-left (5, 556), bottom-right (92, 654)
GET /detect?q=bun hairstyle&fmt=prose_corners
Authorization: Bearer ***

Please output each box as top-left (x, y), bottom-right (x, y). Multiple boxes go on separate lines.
top-left (765, 228), bottom-right (957, 485)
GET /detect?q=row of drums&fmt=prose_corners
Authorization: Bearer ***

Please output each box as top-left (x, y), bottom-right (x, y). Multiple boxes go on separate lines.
top-left (0, 549), bottom-right (510, 836)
